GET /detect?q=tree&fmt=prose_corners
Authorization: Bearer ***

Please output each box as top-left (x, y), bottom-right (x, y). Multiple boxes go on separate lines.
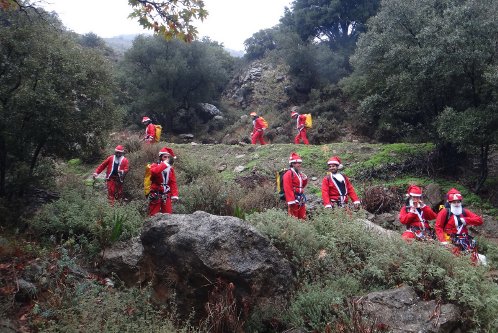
top-left (0, 8), bottom-right (118, 196)
top-left (343, 0), bottom-right (498, 191)
top-left (244, 28), bottom-right (278, 61)
top-left (117, 36), bottom-right (234, 132)
top-left (1, 0), bottom-right (208, 42)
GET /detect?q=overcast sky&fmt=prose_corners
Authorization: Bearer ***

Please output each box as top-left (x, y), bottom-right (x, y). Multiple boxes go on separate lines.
top-left (40, 0), bottom-right (293, 51)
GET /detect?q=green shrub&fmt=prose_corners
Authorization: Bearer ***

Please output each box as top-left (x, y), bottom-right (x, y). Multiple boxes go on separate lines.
top-left (30, 187), bottom-right (143, 255)
top-left (37, 282), bottom-right (197, 333)
top-left (247, 209), bottom-right (498, 332)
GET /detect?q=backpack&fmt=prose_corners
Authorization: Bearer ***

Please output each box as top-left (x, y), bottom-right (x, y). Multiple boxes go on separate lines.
top-left (144, 163), bottom-right (152, 196)
top-left (260, 117), bottom-right (269, 129)
top-left (304, 114), bottom-right (312, 128)
top-left (276, 168), bottom-right (290, 200)
top-left (276, 169), bottom-right (287, 200)
top-left (154, 125), bottom-right (162, 142)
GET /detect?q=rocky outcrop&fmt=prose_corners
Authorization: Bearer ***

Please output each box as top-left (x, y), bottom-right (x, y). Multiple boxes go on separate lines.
top-left (99, 237), bottom-right (149, 286)
top-left (356, 286), bottom-right (461, 332)
top-left (138, 211), bottom-right (293, 320)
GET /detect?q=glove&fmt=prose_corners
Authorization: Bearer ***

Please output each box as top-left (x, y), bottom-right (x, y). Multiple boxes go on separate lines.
top-left (301, 173), bottom-right (307, 180)
top-left (92, 173), bottom-right (98, 179)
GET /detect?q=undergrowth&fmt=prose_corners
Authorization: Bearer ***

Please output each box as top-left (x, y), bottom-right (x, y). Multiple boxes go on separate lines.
top-left (247, 209), bottom-right (498, 332)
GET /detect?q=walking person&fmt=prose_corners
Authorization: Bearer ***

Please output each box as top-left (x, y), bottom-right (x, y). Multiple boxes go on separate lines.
top-left (148, 147), bottom-right (179, 216)
top-left (250, 112), bottom-right (267, 145)
top-left (93, 145), bottom-right (129, 206)
top-left (291, 110), bottom-right (309, 145)
top-left (283, 152), bottom-right (308, 219)
top-left (321, 156), bottom-right (360, 209)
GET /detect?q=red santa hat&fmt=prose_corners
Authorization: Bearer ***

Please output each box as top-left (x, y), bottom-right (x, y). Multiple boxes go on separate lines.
top-left (291, 111), bottom-right (298, 118)
top-left (447, 188), bottom-right (463, 201)
top-left (250, 112), bottom-right (257, 116)
top-left (289, 152), bottom-right (302, 164)
top-left (159, 147), bottom-right (176, 159)
top-left (406, 185), bottom-right (422, 197)
top-left (327, 156), bottom-right (343, 169)
top-left (114, 145), bottom-right (125, 153)
top-left (142, 116), bottom-right (151, 123)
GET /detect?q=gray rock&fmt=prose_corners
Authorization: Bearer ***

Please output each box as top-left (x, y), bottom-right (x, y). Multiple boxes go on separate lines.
top-left (179, 133), bottom-right (194, 140)
top-left (99, 237), bottom-right (147, 286)
top-left (424, 183), bottom-right (444, 208)
top-left (15, 279), bottom-right (37, 301)
top-left (356, 286), bottom-right (461, 333)
top-left (198, 103), bottom-right (222, 117)
top-left (213, 115), bottom-right (224, 121)
top-left (234, 165), bottom-right (245, 172)
top-left (141, 211), bottom-right (293, 320)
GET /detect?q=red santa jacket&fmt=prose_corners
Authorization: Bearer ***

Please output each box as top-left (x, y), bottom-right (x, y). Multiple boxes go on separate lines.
top-left (149, 162), bottom-right (179, 199)
top-left (296, 114), bottom-right (307, 130)
top-left (283, 168), bottom-right (308, 205)
top-left (252, 117), bottom-right (266, 133)
top-left (321, 173), bottom-right (359, 207)
top-left (399, 205), bottom-right (437, 229)
top-left (435, 208), bottom-right (483, 242)
top-left (145, 123), bottom-right (155, 141)
top-left (94, 155), bottom-right (129, 180)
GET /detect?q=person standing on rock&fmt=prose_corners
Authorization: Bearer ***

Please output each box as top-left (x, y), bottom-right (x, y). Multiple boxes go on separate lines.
top-left (435, 188), bottom-right (484, 262)
top-left (291, 110), bottom-right (309, 145)
top-left (148, 147), bottom-right (179, 216)
top-left (93, 145), bottom-right (129, 206)
top-left (398, 185), bottom-right (437, 241)
top-left (321, 156), bottom-right (360, 209)
top-left (283, 152), bottom-right (308, 219)
top-left (142, 116), bottom-right (156, 144)
top-left (250, 112), bottom-right (267, 145)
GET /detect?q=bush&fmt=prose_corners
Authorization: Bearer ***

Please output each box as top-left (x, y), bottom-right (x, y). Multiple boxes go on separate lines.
top-left (29, 186), bottom-right (143, 255)
top-left (247, 209), bottom-right (498, 332)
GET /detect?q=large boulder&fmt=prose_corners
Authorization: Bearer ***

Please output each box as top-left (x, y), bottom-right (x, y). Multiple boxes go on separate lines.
top-left (99, 237), bottom-right (148, 286)
top-left (356, 286), bottom-right (461, 333)
top-left (140, 211), bottom-right (293, 320)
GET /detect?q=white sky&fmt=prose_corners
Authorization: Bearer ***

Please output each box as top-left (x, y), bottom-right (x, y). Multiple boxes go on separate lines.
top-left (40, 0), bottom-right (293, 51)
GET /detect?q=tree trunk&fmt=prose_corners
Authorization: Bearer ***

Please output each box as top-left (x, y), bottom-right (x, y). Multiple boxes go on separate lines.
top-left (474, 143), bottom-right (489, 193)
top-left (0, 136), bottom-right (6, 197)
top-left (29, 140), bottom-right (46, 177)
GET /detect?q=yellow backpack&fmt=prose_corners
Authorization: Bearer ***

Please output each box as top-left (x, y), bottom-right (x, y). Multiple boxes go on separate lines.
top-left (154, 125), bottom-right (162, 142)
top-left (144, 163), bottom-right (152, 196)
top-left (260, 117), bottom-right (269, 129)
top-left (304, 114), bottom-right (312, 128)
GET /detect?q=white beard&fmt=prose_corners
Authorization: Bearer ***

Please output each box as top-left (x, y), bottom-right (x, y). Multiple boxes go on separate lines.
top-left (332, 173), bottom-right (345, 182)
top-left (450, 204), bottom-right (463, 216)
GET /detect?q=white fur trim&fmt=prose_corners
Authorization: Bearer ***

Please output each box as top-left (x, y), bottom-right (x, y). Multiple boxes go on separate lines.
top-left (353, 201), bottom-right (360, 204)
top-left (287, 200), bottom-right (297, 205)
top-left (409, 192), bottom-right (422, 197)
top-left (325, 204), bottom-right (332, 208)
top-left (289, 159), bottom-right (302, 163)
top-left (115, 149), bottom-right (124, 153)
top-left (171, 196), bottom-right (179, 200)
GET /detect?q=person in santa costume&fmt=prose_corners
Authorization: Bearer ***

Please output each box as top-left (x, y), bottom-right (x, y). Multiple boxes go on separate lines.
top-left (435, 188), bottom-right (484, 262)
top-left (398, 185), bottom-right (437, 241)
top-left (148, 147), bottom-right (179, 216)
top-left (93, 145), bottom-right (129, 206)
top-left (283, 152), bottom-right (308, 219)
top-left (291, 111), bottom-right (309, 145)
top-left (142, 116), bottom-right (156, 143)
top-left (321, 156), bottom-right (360, 209)
top-left (250, 112), bottom-right (267, 145)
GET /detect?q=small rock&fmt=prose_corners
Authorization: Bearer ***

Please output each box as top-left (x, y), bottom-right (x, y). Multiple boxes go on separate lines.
top-left (191, 142), bottom-right (198, 146)
top-left (217, 164), bottom-right (227, 172)
top-left (15, 279), bottom-right (37, 301)
top-left (179, 134), bottom-right (194, 140)
top-left (234, 165), bottom-right (245, 173)
top-left (311, 177), bottom-right (318, 181)
top-left (235, 154), bottom-right (245, 159)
